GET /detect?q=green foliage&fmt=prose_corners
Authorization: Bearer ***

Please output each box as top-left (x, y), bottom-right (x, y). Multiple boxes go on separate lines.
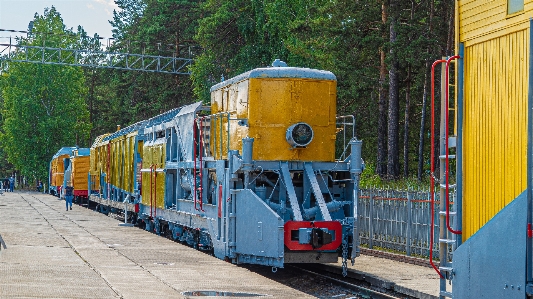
top-left (192, 0), bottom-right (308, 102)
top-left (191, 0), bottom-right (455, 181)
top-left (91, 0), bottom-right (202, 137)
top-left (110, 0), bottom-right (147, 40)
top-left (0, 7), bottom-right (90, 180)
top-left (0, 0), bottom-right (455, 183)
top-left (360, 162), bottom-right (430, 190)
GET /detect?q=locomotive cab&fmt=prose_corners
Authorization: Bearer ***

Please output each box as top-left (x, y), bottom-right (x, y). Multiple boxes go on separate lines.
top-left (207, 61), bottom-right (362, 267)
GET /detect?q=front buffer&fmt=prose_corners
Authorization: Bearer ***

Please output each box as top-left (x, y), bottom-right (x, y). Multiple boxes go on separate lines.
top-left (284, 221), bottom-right (342, 251)
top-left (283, 220), bottom-right (343, 264)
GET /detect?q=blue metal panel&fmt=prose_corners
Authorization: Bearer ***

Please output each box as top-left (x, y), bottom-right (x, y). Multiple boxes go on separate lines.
top-left (452, 191), bottom-right (527, 299)
top-left (76, 148), bottom-right (90, 156)
top-left (235, 189), bottom-right (284, 267)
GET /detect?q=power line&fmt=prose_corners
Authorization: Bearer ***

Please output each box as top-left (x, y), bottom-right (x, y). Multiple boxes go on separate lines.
top-left (0, 29), bottom-right (29, 34)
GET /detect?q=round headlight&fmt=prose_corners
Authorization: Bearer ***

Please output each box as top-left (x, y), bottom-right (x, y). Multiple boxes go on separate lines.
top-left (286, 123), bottom-right (314, 147)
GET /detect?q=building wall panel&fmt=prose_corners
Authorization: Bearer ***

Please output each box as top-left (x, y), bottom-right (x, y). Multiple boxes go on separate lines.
top-left (462, 28), bottom-right (529, 239)
top-left (459, 0), bottom-right (532, 45)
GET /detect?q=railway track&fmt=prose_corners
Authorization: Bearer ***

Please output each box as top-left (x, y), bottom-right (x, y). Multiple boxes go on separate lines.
top-left (244, 264), bottom-right (409, 299)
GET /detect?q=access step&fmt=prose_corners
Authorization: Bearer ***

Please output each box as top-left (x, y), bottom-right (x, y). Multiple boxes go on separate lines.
top-left (439, 238), bottom-right (456, 244)
top-left (439, 155), bottom-right (456, 159)
top-left (439, 211), bottom-right (456, 216)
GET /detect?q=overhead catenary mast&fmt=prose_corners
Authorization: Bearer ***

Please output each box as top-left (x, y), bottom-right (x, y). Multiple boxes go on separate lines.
top-left (0, 29), bottom-right (196, 75)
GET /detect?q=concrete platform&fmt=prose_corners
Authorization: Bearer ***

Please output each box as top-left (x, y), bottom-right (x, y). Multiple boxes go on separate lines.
top-left (0, 191), bottom-right (312, 298)
top-left (0, 191), bottom-right (445, 299)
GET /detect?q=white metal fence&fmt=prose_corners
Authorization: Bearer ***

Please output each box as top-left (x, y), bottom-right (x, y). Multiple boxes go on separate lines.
top-left (358, 188), bottom-right (456, 259)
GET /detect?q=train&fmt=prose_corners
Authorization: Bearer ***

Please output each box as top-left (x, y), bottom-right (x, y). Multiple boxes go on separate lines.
top-left (49, 147), bottom-right (90, 200)
top-left (50, 61), bottom-right (363, 273)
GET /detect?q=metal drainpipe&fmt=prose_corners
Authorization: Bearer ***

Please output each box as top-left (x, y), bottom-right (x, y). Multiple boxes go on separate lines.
top-left (456, 43), bottom-right (464, 247)
top-left (350, 138), bottom-right (362, 260)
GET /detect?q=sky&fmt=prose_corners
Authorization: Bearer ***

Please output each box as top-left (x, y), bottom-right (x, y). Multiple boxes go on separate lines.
top-left (0, 0), bottom-right (118, 43)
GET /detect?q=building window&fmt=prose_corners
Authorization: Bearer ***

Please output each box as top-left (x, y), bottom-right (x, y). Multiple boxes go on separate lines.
top-left (508, 0), bottom-right (524, 14)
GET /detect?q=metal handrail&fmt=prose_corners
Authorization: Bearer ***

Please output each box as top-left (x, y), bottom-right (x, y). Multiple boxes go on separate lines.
top-left (430, 58), bottom-right (447, 279)
top-left (336, 115), bottom-right (356, 160)
top-left (445, 56), bottom-right (462, 235)
top-left (200, 112), bottom-right (248, 160)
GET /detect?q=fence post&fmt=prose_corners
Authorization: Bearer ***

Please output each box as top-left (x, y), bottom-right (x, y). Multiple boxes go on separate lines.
top-left (406, 191), bottom-right (412, 256)
top-left (369, 189), bottom-right (374, 249)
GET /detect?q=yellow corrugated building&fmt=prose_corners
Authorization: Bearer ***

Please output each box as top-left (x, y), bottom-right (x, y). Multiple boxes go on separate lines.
top-left (458, 0), bottom-right (530, 240)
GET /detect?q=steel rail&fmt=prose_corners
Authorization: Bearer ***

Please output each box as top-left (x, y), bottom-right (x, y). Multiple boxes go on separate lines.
top-left (287, 265), bottom-right (402, 299)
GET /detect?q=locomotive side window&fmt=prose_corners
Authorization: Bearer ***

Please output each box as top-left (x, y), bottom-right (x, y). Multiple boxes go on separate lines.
top-left (507, 0), bottom-right (523, 14)
top-left (170, 127), bottom-right (178, 162)
top-left (165, 128), bottom-right (171, 162)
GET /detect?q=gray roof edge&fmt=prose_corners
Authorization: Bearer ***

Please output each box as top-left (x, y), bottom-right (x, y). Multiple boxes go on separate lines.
top-left (51, 147), bottom-right (91, 159)
top-left (51, 147), bottom-right (76, 160)
top-left (210, 67), bottom-right (336, 92)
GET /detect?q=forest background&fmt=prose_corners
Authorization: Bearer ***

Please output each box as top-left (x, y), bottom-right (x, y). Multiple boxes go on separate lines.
top-left (0, 0), bottom-right (455, 186)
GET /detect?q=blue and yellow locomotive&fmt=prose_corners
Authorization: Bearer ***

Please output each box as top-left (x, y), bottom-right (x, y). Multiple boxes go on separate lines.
top-left (84, 62), bottom-right (362, 270)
